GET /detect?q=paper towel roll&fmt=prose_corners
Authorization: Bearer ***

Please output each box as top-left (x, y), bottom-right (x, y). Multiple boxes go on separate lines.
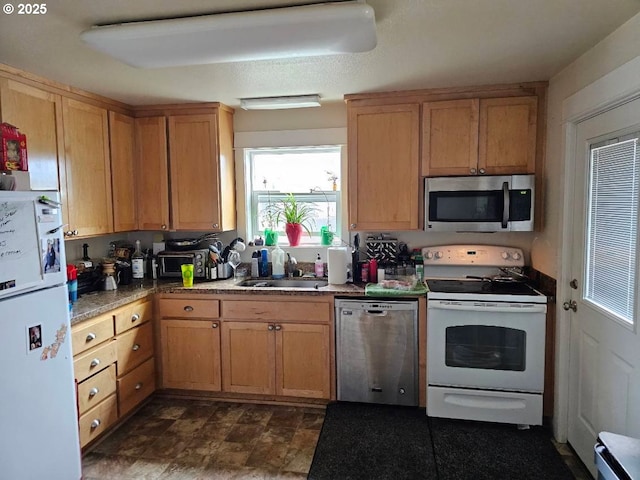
top-left (327, 247), bottom-right (348, 284)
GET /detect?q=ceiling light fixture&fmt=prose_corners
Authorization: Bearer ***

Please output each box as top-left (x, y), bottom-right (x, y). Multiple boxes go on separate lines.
top-left (80, 2), bottom-right (376, 68)
top-left (240, 95), bottom-right (321, 110)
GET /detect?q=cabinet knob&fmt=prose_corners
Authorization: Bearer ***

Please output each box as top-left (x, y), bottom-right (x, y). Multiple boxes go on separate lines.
top-left (86, 333), bottom-right (96, 342)
top-left (350, 223), bottom-right (356, 229)
top-left (212, 323), bottom-right (219, 328)
top-left (90, 358), bottom-right (100, 368)
top-left (135, 382), bottom-right (143, 390)
top-left (132, 343), bottom-right (140, 351)
top-left (90, 419), bottom-right (101, 429)
top-left (274, 325), bottom-right (282, 331)
top-left (212, 223), bottom-right (219, 228)
top-left (89, 387), bottom-right (99, 397)
top-left (267, 324), bottom-right (275, 331)
top-left (161, 224), bottom-right (167, 230)
top-left (479, 168), bottom-right (486, 174)
top-left (184, 305), bottom-right (194, 312)
top-left (470, 168), bottom-right (477, 174)
top-left (131, 313), bottom-right (140, 323)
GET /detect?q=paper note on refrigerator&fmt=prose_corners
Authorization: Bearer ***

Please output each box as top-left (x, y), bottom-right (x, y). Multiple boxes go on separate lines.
top-left (0, 200), bottom-right (40, 286)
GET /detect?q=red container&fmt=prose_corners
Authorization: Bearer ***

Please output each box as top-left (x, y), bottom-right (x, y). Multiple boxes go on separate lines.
top-left (360, 261), bottom-right (369, 283)
top-left (369, 258), bottom-right (378, 283)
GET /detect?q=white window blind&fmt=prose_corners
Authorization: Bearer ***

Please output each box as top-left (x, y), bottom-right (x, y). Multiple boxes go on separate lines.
top-left (585, 136), bottom-right (639, 325)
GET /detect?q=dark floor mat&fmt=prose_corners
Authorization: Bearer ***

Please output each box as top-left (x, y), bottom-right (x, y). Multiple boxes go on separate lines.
top-left (308, 402), bottom-right (435, 480)
top-left (429, 417), bottom-right (575, 480)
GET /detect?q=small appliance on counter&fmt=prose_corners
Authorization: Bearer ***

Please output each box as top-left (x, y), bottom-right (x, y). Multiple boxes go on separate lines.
top-left (157, 249), bottom-right (208, 279)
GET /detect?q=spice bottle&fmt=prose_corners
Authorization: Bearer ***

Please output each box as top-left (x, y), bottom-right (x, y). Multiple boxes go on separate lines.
top-left (315, 253), bottom-right (324, 277)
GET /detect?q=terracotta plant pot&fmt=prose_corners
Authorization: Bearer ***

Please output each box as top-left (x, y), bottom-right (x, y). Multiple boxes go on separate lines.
top-left (285, 223), bottom-right (303, 246)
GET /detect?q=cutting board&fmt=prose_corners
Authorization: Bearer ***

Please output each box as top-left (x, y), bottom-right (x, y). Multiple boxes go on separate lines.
top-left (365, 282), bottom-right (427, 297)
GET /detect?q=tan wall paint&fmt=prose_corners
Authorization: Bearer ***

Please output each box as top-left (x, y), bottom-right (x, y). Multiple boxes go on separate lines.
top-left (234, 101), bottom-right (347, 132)
top-left (532, 11), bottom-right (640, 278)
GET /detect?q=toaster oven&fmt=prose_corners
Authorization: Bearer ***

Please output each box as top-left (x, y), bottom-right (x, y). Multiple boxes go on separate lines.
top-left (157, 249), bottom-right (208, 279)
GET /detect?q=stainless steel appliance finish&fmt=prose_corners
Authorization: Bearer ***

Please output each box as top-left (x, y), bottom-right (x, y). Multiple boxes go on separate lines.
top-left (336, 298), bottom-right (418, 407)
top-left (158, 249), bottom-right (208, 278)
top-left (424, 174), bottom-right (535, 232)
top-left (424, 245), bottom-right (547, 426)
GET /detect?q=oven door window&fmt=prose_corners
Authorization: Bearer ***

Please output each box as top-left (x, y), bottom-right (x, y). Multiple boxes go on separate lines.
top-left (162, 256), bottom-right (192, 274)
top-left (445, 325), bottom-right (526, 371)
top-left (429, 190), bottom-right (503, 222)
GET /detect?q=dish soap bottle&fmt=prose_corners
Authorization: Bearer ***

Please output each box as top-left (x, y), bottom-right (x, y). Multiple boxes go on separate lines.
top-left (271, 245), bottom-right (285, 279)
top-left (315, 253), bottom-right (324, 278)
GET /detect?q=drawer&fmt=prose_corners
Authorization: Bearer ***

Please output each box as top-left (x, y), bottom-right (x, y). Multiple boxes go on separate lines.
top-left (223, 300), bottom-right (330, 322)
top-left (71, 313), bottom-right (115, 356)
top-left (159, 298), bottom-right (219, 319)
top-left (77, 364), bottom-right (116, 416)
top-left (74, 340), bottom-right (117, 383)
top-left (117, 357), bottom-right (156, 417)
top-left (117, 321), bottom-right (154, 377)
top-left (114, 299), bottom-right (153, 335)
top-left (78, 393), bottom-right (118, 448)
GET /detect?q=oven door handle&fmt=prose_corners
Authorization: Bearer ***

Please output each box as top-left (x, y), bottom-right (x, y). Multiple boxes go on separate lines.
top-left (502, 181), bottom-right (510, 229)
top-left (428, 302), bottom-right (546, 314)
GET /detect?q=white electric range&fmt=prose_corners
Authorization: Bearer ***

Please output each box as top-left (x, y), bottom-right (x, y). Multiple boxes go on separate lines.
top-left (423, 245), bottom-right (547, 427)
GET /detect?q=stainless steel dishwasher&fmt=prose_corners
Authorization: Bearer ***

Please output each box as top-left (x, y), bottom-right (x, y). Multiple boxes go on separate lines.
top-left (336, 298), bottom-right (418, 406)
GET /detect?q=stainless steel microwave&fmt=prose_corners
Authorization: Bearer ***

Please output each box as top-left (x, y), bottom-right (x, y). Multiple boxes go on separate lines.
top-left (424, 174), bottom-right (535, 232)
top-left (157, 249), bottom-right (208, 278)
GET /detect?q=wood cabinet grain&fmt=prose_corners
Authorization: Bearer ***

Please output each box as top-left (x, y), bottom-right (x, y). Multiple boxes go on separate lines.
top-left (109, 111), bottom-right (137, 232)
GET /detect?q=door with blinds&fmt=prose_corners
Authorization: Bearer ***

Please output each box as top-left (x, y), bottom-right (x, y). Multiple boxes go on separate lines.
top-left (568, 97), bottom-right (640, 475)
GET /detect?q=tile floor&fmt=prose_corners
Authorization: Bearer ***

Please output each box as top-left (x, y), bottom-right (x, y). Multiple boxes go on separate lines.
top-left (83, 396), bottom-right (324, 479)
top-left (83, 396), bottom-right (594, 480)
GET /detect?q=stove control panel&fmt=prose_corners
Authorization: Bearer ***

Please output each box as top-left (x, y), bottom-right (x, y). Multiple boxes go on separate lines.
top-left (422, 245), bottom-right (525, 267)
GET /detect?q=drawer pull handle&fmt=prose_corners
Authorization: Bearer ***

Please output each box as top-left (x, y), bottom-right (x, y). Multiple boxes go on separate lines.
top-left (212, 323), bottom-right (218, 328)
top-left (275, 325), bottom-right (282, 331)
top-left (86, 333), bottom-right (96, 342)
top-left (184, 306), bottom-right (194, 312)
top-left (89, 387), bottom-right (99, 397)
top-left (90, 419), bottom-right (101, 429)
top-left (131, 313), bottom-right (140, 322)
top-left (135, 382), bottom-right (143, 390)
top-left (90, 358), bottom-right (100, 368)
top-left (132, 344), bottom-right (140, 351)
top-left (267, 324), bottom-right (274, 331)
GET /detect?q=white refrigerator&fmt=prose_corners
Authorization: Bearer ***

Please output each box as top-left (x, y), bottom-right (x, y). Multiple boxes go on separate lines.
top-left (0, 191), bottom-right (82, 479)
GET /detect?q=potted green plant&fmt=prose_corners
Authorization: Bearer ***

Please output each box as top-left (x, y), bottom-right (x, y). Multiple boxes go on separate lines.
top-left (275, 193), bottom-right (317, 246)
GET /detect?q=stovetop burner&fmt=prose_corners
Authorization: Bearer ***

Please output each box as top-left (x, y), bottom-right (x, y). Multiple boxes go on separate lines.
top-left (426, 279), bottom-right (540, 296)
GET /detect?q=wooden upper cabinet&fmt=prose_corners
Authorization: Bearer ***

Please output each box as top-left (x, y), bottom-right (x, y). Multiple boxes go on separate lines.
top-left (0, 79), bottom-right (62, 190)
top-left (422, 99), bottom-right (479, 176)
top-left (60, 98), bottom-right (113, 237)
top-left (422, 95), bottom-right (538, 176)
top-left (135, 116), bottom-right (170, 231)
top-left (479, 96), bottom-right (537, 175)
top-left (109, 112), bottom-right (137, 232)
top-left (347, 103), bottom-right (420, 231)
top-left (168, 110), bottom-right (235, 232)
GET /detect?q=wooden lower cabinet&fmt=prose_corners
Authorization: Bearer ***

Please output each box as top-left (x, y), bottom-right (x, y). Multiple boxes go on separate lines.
top-left (118, 357), bottom-right (156, 417)
top-left (220, 320), bottom-right (331, 399)
top-left (160, 319), bottom-right (222, 391)
top-left (78, 394), bottom-right (118, 448)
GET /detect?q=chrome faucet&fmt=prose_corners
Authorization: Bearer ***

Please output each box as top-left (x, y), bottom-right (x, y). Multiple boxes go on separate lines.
top-left (286, 253), bottom-right (297, 278)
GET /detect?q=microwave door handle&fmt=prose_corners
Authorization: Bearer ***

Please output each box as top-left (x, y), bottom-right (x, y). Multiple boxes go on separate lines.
top-left (502, 181), bottom-right (510, 229)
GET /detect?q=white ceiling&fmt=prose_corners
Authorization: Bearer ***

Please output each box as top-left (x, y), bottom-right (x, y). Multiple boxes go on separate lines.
top-left (1, 0), bottom-right (639, 108)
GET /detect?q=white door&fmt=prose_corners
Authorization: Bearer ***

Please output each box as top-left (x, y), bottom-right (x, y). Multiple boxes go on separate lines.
top-left (568, 97), bottom-right (640, 475)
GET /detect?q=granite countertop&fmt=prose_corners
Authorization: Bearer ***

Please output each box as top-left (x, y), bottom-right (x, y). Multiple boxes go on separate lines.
top-left (70, 278), bottom-right (365, 325)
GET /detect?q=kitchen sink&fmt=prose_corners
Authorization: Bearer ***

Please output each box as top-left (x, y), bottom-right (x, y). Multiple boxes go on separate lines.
top-left (238, 279), bottom-right (329, 289)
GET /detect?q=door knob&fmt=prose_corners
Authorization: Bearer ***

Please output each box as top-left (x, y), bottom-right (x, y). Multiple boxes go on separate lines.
top-left (563, 300), bottom-right (577, 312)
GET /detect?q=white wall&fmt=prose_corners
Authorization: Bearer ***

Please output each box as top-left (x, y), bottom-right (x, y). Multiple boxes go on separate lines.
top-left (532, 11), bottom-right (640, 278)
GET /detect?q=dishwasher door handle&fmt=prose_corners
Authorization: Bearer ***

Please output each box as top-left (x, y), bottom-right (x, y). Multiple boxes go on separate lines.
top-left (365, 310), bottom-right (388, 316)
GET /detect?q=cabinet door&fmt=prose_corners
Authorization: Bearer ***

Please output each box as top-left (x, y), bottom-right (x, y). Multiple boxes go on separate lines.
top-left (478, 96), bottom-right (537, 175)
top-left (347, 103), bottom-right (420, 231)
top-left (0, 78), bottom-right (62, 190)
top-left (221, 321), bottom-right (275, 395)
top-left (135, 116), bottom-right (170, 231)
top-left (160, 319), bottom-right (221, 391)
top-left (276, 323), bottom-right (330, 399)
top-left (109, 112), bottom-right (137, 232)
top-left (422, 99), bottom-right (479, 176)
top-left (60, 98), bottom-right (112, 237)
top-left (168, 114), bottom-right (222, 231)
